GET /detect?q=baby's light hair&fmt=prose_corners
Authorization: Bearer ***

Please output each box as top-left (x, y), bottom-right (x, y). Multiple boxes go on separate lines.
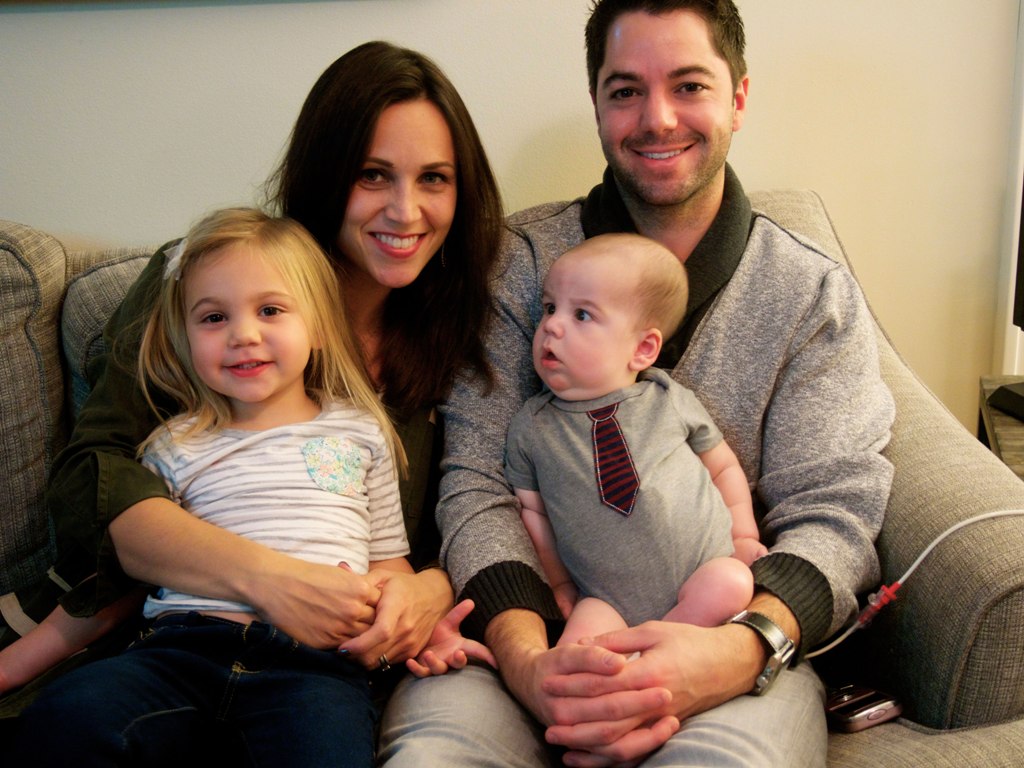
top-left (137, 207), bottom-right (406, 474)
top-left (630, 236), bottom-right (688, 337)
top-left (565, 233), bottom-right (688, 336)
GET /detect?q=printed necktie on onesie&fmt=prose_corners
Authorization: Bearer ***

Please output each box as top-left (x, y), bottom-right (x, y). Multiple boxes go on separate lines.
top-left (587, 403), bottom-right (639, 516)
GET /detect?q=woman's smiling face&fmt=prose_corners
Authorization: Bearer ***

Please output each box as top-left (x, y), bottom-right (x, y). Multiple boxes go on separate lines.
top-left (337, 98), bottom-right (457, 296)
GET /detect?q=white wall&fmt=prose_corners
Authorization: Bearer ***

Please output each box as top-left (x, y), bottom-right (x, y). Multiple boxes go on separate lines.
top-left (1, 0), bottom-right (1019, 430)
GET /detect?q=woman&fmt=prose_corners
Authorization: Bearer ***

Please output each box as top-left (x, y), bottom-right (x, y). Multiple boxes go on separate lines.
top-left (41, 41), bottom-right (502, 682)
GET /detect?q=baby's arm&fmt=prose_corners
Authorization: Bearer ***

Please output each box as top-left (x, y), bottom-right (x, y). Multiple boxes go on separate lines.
top-left (0, 587), bottom-right (145, 694)
top-left (405, 599), bottom-right (497, 678)
top-left (362, 557), bottom-right (494, 677)
top-left (699, 440), bottom-right (767, 565)
top-left (515, 487), bottom-right (578, 619)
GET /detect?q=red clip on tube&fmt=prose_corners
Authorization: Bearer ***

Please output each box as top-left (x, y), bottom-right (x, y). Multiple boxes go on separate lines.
top-left (857, 582), bottom-right (901, 626)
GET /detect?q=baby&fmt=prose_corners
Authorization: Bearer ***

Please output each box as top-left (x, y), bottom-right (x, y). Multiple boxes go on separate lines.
top-left (504, 233), bottom-right (767, 644)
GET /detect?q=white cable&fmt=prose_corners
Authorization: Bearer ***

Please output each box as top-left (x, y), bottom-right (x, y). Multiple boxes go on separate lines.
top-left (805, 508), bottom-right (1024, 659)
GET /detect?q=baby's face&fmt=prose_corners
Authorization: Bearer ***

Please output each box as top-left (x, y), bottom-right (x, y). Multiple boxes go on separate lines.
top-left (534, 251), bottom-right (646, 401)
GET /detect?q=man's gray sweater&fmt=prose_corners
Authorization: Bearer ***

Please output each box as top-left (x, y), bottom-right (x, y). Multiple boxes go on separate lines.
top-left (438, 168), bottom-right (894, 649)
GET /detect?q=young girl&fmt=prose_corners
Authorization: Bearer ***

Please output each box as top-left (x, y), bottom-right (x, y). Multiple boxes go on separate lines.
top-left (11, 208), bottom-right (491, 766)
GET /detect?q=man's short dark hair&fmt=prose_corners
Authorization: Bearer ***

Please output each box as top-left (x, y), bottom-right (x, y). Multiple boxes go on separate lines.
top-left (585, 0), bottom-right (746, 94)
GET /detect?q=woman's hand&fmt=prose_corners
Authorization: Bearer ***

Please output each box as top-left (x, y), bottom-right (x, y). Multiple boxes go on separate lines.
top-left (111, 498), bottom-right (381, 649)
top-left (251, 556), bottom-right (382, 649)
top-left (339, 567), bottom-right (454, 668)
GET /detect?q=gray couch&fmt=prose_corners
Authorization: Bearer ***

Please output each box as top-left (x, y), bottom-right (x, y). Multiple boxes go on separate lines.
top-left (2, 191), bottom-right (1024, 765)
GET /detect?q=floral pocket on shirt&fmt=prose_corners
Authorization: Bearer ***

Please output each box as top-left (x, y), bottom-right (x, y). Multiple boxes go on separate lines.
top-left (302, 437), bottom-right (366, 497)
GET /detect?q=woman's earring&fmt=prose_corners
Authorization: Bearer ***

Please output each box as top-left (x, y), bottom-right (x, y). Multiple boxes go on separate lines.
top-left (440, 243), bottom-right (447, 269)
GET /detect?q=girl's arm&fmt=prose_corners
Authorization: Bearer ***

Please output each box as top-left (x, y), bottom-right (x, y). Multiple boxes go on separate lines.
top-left (405, 598), bottom-right (498, 678)
top-left (338, 433), bottom-right (452, 666)
top-left (0, 589), bottom-right (145, 694)
top-left (368, 557), bottom-right (415, 575)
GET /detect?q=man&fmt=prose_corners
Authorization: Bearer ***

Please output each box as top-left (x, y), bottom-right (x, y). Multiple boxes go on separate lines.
top-left (381, 2), bottom-right (894, 765)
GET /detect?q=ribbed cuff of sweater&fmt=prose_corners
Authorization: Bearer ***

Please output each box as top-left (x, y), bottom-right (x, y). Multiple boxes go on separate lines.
top-left (751, 552), bottom-right (832, 660)
top-left (459, 561), bottom-right (563, 641)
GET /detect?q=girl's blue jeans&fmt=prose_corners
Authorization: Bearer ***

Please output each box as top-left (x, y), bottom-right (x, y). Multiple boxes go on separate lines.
top-left (13, 612), bottom-right (376, 767)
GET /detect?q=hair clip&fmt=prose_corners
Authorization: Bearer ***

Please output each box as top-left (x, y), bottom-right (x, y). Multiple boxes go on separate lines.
top-left (163, 239), bottom-right (188, 281)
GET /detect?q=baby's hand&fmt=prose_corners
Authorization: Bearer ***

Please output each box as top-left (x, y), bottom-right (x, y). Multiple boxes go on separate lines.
top-left (405, 599), bottom-right (497, 678)
top-left (552, 581), bottom-right (579, 621)
top-left (732, 537), bottom-right (768, 566)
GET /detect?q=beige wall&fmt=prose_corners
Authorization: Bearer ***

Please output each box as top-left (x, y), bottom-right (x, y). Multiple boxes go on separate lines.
top-left (1, 0), bottom-right (1019, 430)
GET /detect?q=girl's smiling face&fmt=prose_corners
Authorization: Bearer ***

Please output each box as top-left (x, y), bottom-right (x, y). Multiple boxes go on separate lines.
top-left (184, 243), bottom-right (318, 429)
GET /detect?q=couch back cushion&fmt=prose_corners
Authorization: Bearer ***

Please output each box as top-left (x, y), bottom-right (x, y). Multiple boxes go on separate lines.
top-left (0, 221), bottom-right (68, 593)
top-left (62, 252), bottom-right (151, 418)
top-left (0, 219), bottom-right (152, 595)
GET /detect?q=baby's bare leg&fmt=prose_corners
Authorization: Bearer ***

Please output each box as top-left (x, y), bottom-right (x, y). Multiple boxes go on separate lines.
top-left (663, 557), bottom-right (754, 627)
top-left (558, 597), bottom-right (628, 646)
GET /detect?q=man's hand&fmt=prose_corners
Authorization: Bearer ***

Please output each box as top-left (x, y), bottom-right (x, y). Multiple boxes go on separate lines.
top-left (535, 620), bottom-right (753, 766)
top-left (486, 610), bottom-right (677, 766)
top-left (544, 593), bottom-right (797, 766)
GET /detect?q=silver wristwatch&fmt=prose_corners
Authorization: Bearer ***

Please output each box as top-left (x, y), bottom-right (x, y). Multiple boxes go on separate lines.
top-left (729, 610), bottom-right (796, 696)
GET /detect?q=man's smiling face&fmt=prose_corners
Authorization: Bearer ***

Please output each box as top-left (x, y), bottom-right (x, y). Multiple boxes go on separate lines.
top-left (593, 9), bottom-right (747, 212)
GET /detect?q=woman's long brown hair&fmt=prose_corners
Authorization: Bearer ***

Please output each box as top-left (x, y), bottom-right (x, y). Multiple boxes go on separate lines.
top-left (268, 41), bottom-right (502, 416)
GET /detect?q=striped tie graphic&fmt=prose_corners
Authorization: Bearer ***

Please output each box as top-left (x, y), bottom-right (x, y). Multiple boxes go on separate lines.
top-left (587, 403), bottom-right (639, 516)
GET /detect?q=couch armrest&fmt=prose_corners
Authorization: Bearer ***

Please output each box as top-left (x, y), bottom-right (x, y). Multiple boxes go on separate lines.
top-left (749, 190), bottom-right (1024, 731)
top-left (858, 331), bottom-right (1024, 728)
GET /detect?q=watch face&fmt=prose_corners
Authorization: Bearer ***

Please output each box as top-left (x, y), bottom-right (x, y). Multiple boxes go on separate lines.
top-left (731, 612), bottom-right (795, 695)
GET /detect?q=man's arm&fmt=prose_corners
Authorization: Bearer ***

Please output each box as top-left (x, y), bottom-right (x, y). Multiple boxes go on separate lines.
top-left (750, 263), bottom-right (894, 645)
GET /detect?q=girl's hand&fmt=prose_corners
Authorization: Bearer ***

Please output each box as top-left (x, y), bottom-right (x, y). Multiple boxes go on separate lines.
top-left (339, 567), bottom-right (453, 668)
top-left (406, 599), bottom-right (498, 677)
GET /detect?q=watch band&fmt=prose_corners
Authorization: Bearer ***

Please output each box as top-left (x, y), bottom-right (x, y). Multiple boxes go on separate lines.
top-left (729, 610), bottom-right (796, 696)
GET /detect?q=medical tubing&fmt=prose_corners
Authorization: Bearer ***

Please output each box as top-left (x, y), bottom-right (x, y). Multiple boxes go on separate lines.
top-left (805, 509), bottom-right (1024, 659)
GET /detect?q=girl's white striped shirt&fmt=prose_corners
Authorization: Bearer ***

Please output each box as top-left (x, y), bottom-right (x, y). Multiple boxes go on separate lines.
top-left (140, 400), bottom-right (408, 619)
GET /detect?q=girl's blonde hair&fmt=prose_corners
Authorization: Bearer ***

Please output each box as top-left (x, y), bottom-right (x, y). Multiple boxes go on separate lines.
top-left (137, 207), bottom-right (406, 474)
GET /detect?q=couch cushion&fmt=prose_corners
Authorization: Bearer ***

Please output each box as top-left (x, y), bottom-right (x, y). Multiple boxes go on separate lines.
top-left (0, 221), bottom-right (68, 593)
top-left (62, 251), bottom-right (151, 418)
